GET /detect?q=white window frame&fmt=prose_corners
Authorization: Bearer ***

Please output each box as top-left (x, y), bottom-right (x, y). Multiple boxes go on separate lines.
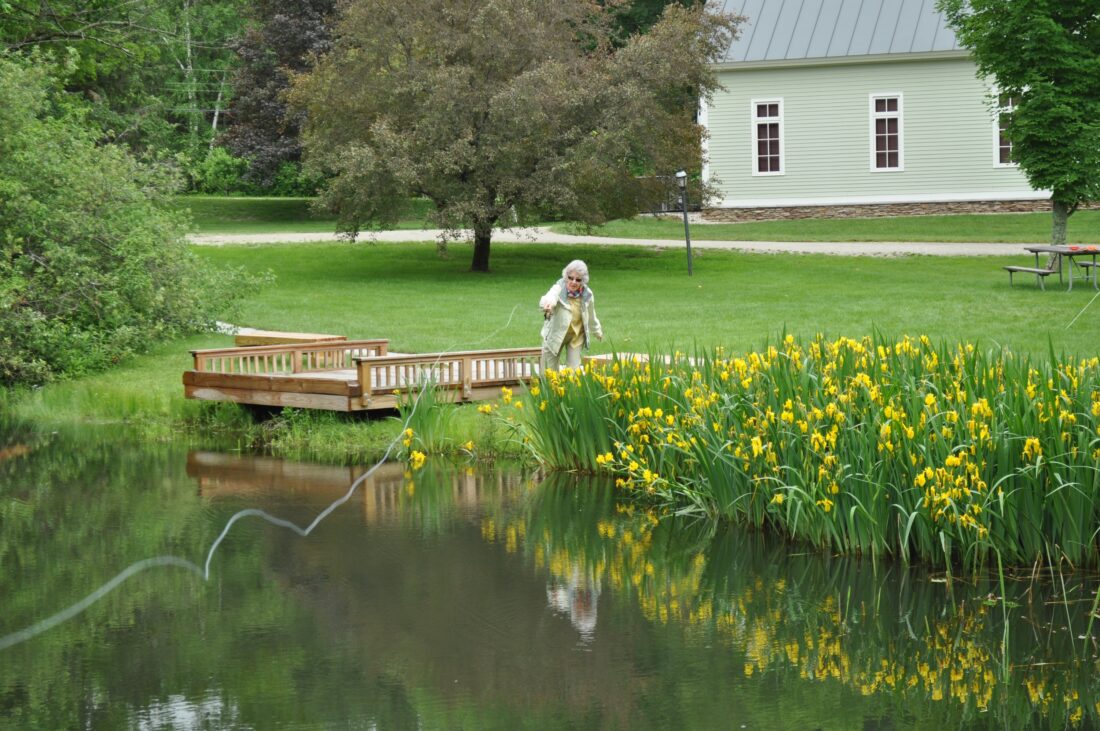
top-left (751, 98), bottom-right (784, 176)
top-left (869, 93), bottom-right (904, 172)
top-left (993, 93), bottom-right (1018, 168)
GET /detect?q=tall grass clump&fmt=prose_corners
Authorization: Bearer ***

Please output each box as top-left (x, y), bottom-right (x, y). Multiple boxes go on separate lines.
top-left (512, 334), bottom-right (1100, 570)
top-left (395, 380), bottom-right (458, 455)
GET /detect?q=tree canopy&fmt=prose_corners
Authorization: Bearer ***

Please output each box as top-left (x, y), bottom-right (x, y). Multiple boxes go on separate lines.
top-left (603, 0), bottom-right (704, 41)
top-left (292, 0), bottom-right (738, 271)
top-left (939, 0), bottom-right (1100, 243)
top-left (1, 0), bottom-right (247, 170)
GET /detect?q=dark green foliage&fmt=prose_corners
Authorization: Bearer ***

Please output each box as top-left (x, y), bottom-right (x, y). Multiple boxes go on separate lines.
top-left (269, 161), bottom-right (322, 196)
top-left (222, 0), bottom-right (334, 187)
top-left (182, 149), bottom-right (321, 196)
top-left (604, 0), bottom-right (703, 41)
top-left (0, 54), bottom-right (258, 386)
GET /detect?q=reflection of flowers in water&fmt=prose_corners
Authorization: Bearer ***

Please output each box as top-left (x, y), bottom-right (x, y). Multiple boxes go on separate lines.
top-left (546, 567), bottom-right (600, 642)
top-left (483, 503), bottom-right (1098, 726)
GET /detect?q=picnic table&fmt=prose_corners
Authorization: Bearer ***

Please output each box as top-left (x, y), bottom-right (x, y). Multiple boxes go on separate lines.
top-left (1022, 245), bottom-right (1100, 291)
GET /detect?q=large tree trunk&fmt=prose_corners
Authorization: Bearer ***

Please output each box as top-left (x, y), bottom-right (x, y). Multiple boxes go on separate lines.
top-left (470, 218), bottom-right (494, 272)
top-left (1051, 199), bottom-right (1073, 245)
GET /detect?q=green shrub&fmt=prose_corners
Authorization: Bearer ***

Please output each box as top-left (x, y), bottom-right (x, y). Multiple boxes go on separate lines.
top-left (269, 161), bottom-right (321, 197)
top-left (193, 146), bottom-right (251, 195)
top-left (0, 54), bottom-right (259, 386)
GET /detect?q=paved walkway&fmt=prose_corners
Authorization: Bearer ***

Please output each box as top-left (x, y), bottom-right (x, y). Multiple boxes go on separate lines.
top-left (188, 226), bottom-right (1033, 257)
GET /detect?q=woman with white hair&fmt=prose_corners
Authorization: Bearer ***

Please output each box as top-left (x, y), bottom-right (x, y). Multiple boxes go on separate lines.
top-left (539, 259), bottom-right (603, 371)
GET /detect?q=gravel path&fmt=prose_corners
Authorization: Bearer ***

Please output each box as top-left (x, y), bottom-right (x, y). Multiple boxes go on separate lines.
top-left (188, 226), bottom-right (1034, 257)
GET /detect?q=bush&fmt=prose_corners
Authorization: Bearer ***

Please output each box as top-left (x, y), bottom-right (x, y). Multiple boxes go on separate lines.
top-left (192, 146), bottom-right (251, 195)
top-left (269, 161), bottom-right (321, 197)
top-left (0, 54), bottom-right (259, 386)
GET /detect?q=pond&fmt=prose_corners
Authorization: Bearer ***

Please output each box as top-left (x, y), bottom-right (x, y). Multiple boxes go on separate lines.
top-left (1, 423), bottom-right (1098, 729)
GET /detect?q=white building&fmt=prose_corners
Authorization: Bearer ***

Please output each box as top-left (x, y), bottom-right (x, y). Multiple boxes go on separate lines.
top-left (703, 0), bottom-right (1045, 220)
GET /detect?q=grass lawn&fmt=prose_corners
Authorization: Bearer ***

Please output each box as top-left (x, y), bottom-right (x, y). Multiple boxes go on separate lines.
top-left (551, 209), bottom-right (1100, 244)
top-left (191, 241), bottom-right (1098, 357)
top-left (174, 195), bottom-right (436, 234)
top-left (12, 240), bottom-right (1099, 457)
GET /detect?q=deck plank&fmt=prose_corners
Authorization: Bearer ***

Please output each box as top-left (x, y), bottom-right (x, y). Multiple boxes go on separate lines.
top-left (184, 371), bottom-right (360, 396)
top-left (233, 329), bottom-right (347, 347)
top-left (185, 385), bottom-right (356, 411)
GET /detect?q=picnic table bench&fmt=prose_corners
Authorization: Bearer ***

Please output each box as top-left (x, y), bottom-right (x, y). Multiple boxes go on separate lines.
top-left (1005, 245), bottom-right (1100, 290)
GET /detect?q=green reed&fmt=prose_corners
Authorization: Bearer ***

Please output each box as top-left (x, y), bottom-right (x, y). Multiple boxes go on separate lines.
top-left (512, 334), bottom-right (1100, 570)
top-left (395, 379), bottom-right (459, 455)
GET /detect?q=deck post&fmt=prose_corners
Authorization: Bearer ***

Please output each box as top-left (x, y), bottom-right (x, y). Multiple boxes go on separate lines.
top-left (462, 356), bottom-right (472, 400)
top-left (357, 359), bottom-right (372, 407)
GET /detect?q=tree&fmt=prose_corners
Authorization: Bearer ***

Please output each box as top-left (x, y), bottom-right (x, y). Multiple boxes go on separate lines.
top-left (604, 0), bottom-right (703, 41)
top-left (1, 0), bottom-right (247, 161)
top-left (153, 0), bottom-right (248, 157)
top-left (291, 0), bottom-right (738, 272)
top-left (0, 53), bottom-right (256, 386)
top-left (222, 0), bottom-right (334, 188)
top-left (939, 0), bottom-right (1100, 244)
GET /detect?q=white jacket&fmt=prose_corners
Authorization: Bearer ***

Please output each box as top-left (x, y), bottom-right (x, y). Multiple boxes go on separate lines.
top-left (539, 280), bottom-right (603, 352)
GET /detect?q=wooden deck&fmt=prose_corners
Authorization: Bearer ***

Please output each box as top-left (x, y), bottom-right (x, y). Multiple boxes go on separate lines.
top-left (183, 339), bottom-right (542, 412)
top-left (232, 328), bottom-right (347, 347)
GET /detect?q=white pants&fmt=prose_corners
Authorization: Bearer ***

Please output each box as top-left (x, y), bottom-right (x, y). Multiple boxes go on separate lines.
top-left (541, 342), bottom-right (582, 372)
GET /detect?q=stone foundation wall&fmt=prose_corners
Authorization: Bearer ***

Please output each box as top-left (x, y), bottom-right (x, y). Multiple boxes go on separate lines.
top-left (702, 199), bottom-right (1063, 222)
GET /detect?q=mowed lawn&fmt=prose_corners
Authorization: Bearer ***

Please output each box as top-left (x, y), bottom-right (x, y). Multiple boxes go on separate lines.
top-left (196, 240), bottom-right (1100, 359)
top-left (551, 209), bottom-right (1100, 243)
top-left (175, 195), bottom-right (436, 234)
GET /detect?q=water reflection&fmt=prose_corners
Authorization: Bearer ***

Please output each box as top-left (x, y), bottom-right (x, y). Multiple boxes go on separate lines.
top-left (494, 474), bottom-right (1100, 728)
top-left (546, 568), bottom-right (600, 643)
top-left (1, 434), bottom-right (1098, 729)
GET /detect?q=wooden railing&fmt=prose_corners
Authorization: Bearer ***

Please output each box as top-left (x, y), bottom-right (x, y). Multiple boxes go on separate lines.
top-left (356, 347), bottom-right (541, 403)
top-left (191, 339), bottom-right (390, 375)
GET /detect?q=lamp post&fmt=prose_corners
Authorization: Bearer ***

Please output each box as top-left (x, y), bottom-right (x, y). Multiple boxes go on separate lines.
top-left (675, 170), bottom-right (693, 276)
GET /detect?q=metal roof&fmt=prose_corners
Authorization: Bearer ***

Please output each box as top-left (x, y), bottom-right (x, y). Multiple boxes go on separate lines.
top-left (718, 0), bottom-right (962, 64)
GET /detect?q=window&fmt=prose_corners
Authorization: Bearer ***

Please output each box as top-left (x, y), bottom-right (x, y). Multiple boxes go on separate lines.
top-left (752, 99), bottom-right (783, 175)
top-left (995, 93), bottom-right (1017, 166)
top-left (870, 95), bottom-right (902, 170)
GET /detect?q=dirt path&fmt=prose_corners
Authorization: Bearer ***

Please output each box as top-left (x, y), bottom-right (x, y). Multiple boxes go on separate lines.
top-left (188, 227), bottom-right (1032, 257)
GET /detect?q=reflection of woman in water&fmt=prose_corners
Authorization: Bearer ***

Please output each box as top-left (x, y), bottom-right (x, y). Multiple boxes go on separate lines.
top-left (546, 567), bottom-right (600, 640)
top-left (539, 260), bottom-right (603, 372)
